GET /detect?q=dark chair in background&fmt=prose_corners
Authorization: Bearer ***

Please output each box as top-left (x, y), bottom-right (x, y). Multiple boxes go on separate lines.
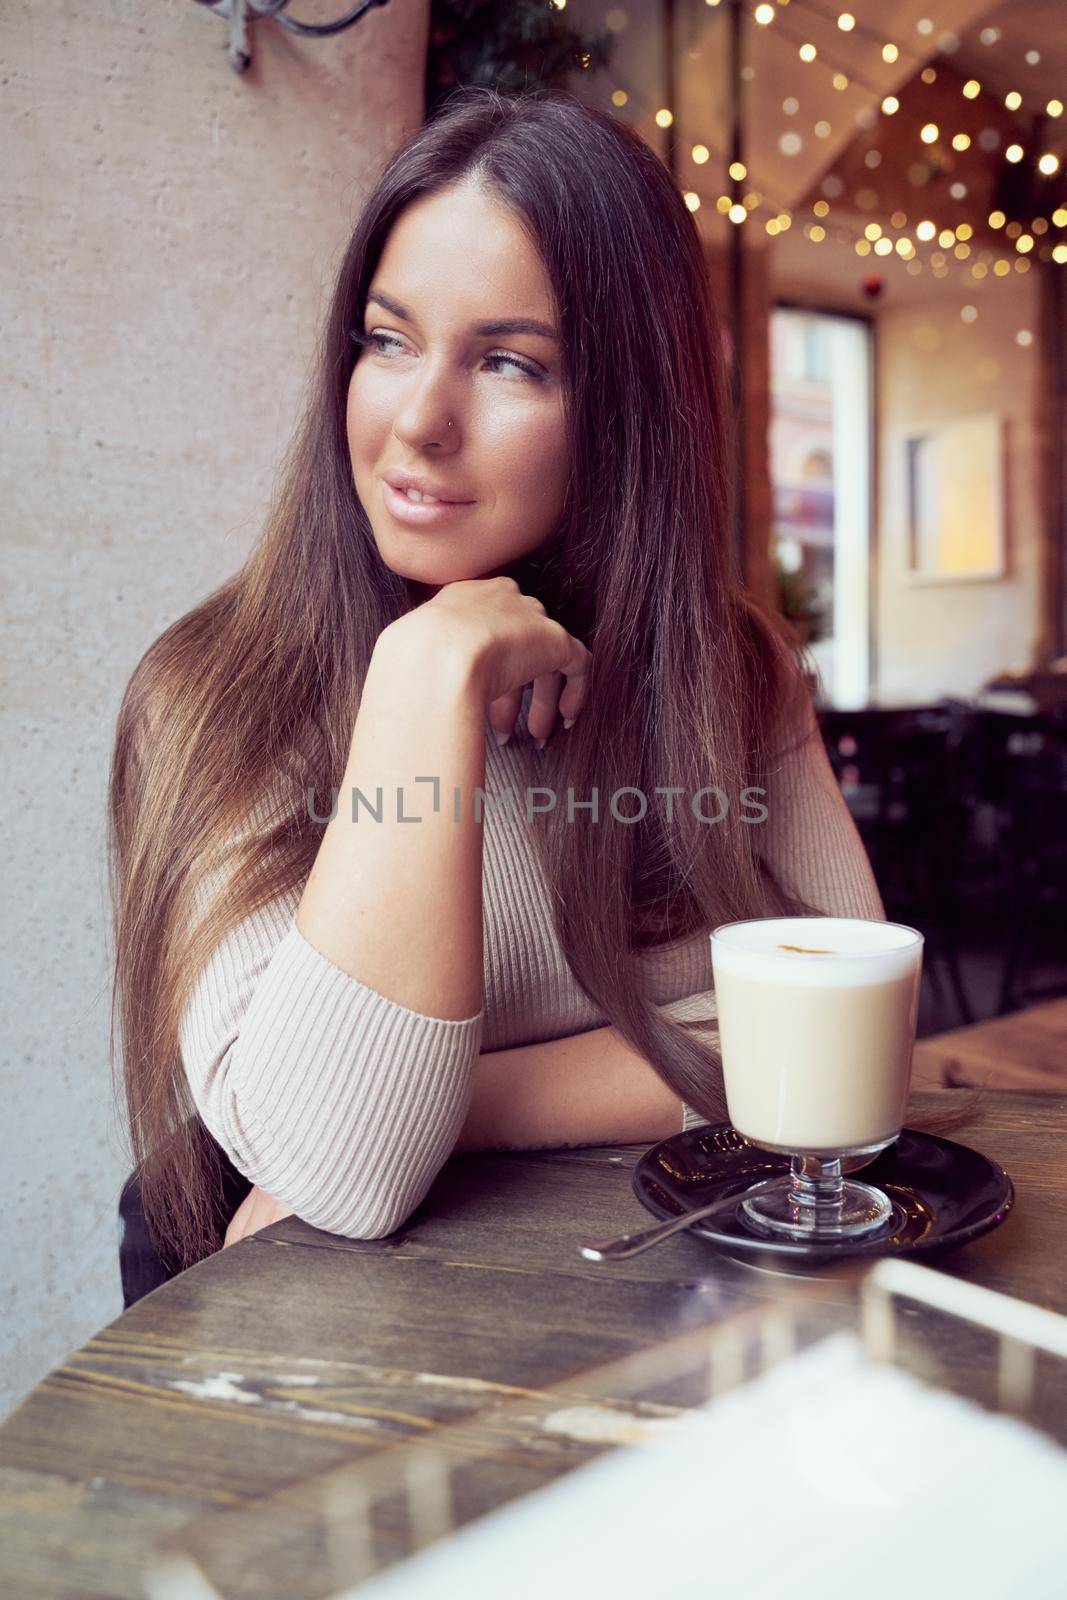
top-left (991, 721), bottom-right (1067, 1013)
top-left (817, 700), bottom-right (1067, 1025)
top-left (818, 703), bottom-right (975, 1026)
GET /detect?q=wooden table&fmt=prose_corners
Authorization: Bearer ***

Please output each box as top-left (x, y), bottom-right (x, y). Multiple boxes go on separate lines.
top-left (2, 1091), bottom-right (1066, 1599)
top-left (913, 997), bottom-right (1067, 1092)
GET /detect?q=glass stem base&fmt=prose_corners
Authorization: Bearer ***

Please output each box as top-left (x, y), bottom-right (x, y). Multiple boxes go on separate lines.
top-left (739, 1154), bottom-right (893, 1240)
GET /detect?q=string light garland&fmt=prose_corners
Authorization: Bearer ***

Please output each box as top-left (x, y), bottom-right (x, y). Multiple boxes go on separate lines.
top-left (764, 6), bottom-right (899, 99)
top-left (781, 0), bottom-right (918, 60)
top-left (600, 10), bottom-right (1066, 282)
top-left (659, 174), bottom-right (1059, 280)
top-left (747, 0), bottom-right (1066, 191)
top-left (604, 17), bottom-right (1062, 284)
top-left (608, 62), bottom-right (800, 216)
top-left (793, 4), bottom-right (1062, 272)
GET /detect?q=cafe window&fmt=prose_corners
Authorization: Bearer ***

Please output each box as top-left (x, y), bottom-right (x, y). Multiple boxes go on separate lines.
top-left (770, 307), bottom-right (873, 709)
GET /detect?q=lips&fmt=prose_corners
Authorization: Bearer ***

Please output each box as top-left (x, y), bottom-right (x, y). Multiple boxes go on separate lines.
top-left (382, 470), bottom-right (475, 505)
top-left (381, 479), bottom-right (476, 527)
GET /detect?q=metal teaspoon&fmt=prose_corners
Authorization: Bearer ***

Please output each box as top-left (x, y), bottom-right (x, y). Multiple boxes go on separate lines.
top-left (580, 1196), bottom-right (732, 1261)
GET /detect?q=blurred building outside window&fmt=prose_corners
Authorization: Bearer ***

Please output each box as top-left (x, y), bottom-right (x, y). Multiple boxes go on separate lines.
top-left (770, 307), bottom-right (873, 709)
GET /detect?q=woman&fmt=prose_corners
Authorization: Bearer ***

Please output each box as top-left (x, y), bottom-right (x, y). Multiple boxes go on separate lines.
top-left (109, 86), bottom-right (883, 1290)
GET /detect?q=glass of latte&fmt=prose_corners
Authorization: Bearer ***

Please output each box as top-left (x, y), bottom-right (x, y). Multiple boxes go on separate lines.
top-left (708, 917), bottom-right (924, 1241)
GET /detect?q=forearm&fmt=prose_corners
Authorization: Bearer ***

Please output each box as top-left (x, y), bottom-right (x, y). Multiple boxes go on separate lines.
top-left (453, 1023), bottom-right (684, 1153)
top-left (296, 626), bottom-right (487, 1021)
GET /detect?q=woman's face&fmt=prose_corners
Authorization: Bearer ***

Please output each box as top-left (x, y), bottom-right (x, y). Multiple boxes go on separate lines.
top-left (347, 180), bottom-right (569, 602)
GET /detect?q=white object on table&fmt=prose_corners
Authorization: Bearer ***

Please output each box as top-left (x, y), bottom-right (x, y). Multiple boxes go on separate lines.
top-left (337, 1329), bottom-right (1067, 1600)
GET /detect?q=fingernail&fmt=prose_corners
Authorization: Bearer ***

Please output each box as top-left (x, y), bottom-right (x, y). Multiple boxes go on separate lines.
top-left (493, 729), bottom-right (511, 747)
top-left (563, 717), bottom-right (575, 730)
top-left (534, 737), bottom-right (546, 750)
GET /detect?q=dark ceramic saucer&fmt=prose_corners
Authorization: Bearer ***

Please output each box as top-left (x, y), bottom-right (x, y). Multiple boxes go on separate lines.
top-left (633, 1124), bottom-right (1014, 1265)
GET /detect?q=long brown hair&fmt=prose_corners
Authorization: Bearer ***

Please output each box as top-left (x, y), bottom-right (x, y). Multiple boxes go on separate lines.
top-left (109, 85), bottom-right (829, 1273)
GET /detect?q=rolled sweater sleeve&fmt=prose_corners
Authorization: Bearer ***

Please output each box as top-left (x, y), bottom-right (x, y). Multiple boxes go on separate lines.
top-left (179, 880), bottom-right (485, 1240)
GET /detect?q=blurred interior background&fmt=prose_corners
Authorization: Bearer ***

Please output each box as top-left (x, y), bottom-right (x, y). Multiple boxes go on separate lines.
top-left (560, 0), bottom-right (1067, 1043)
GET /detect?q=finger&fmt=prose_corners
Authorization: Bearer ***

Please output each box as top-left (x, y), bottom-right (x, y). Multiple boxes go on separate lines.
top-left (557, 640), bottom-right (592, 724)
top-left (487, 687), bottom-right (523, 746)
top-left (528, 671), bottom-right (564, 745)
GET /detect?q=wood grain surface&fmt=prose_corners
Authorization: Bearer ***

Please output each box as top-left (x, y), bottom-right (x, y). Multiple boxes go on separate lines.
top-left (2, 1091), bottom-right (1065, 1599)
top-left (912, 997), bottom-right (1067, 1092)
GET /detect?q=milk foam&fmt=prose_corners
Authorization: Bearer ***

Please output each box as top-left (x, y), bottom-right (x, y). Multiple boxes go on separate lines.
top-left (710, 917), bottom-right (922, 989)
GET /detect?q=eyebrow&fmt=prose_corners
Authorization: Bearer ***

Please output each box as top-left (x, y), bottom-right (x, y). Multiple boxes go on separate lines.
top-left (365, 288), bottom-right (559, 342)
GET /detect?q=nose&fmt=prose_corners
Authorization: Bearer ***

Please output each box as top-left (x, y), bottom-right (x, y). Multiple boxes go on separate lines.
top-left (391, 360), bottom-right (461, 452)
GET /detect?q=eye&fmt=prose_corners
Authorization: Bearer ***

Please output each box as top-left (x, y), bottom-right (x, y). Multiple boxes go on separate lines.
top-left (351, 330), bottom-right (408, 358)
top-left (351, 329), bottom-right (545, 382)
top-left (484, 352), bottom-right (545, 382)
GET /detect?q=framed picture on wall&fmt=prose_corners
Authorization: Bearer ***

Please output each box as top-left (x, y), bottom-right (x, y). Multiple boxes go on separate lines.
top-left (903, 412), bottom-right (1006, 583)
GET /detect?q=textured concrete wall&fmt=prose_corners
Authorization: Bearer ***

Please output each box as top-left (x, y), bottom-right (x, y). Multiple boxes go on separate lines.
top-left (1, 0), bottom-right (429, 1419)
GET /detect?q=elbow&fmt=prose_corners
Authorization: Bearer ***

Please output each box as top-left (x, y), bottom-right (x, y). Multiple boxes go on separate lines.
top-left (300, 1190), bottom-right (424, 1243)
top-left (198, 1032), bottom-right (475, 1242)
top-left (283, 1126), bottom-right (463, 1242)
top-left (186, 1083), bottom-right (414, 1240)
top-left (338, 1211), bottom-right (413, 1243)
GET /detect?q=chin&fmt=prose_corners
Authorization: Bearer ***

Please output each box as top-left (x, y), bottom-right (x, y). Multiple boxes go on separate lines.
top-left (380, 553), bottom-right (475, 590)
top-left (378, 545), bottom-right (512, 588)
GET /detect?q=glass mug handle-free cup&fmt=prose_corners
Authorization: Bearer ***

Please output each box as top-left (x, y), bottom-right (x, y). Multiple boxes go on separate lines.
top-left (708, 916), bottom-right (925, 1242)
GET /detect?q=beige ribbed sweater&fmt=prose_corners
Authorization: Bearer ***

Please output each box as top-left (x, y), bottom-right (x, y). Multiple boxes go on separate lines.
top-left (178, 687), bottom-right (885, 1239)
